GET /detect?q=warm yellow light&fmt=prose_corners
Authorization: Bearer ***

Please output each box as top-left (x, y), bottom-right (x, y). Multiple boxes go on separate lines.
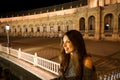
top-left (5, 25), bottom-right (10, 30)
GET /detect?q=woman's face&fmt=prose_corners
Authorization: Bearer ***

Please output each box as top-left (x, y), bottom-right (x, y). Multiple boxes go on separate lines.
top-left (63, 35), bottom-right (75, 54)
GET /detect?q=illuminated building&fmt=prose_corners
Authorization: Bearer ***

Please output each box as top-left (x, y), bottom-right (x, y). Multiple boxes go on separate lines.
top-left (0, 0), bottom-right (120, 41)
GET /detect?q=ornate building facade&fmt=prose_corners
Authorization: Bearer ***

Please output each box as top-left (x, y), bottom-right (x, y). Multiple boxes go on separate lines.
top-left (0, 0), bottom-right (120, 41)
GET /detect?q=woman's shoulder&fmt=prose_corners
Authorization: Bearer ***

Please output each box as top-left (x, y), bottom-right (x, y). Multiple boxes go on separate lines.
top-left (83, 56), bottom-right (93, 69)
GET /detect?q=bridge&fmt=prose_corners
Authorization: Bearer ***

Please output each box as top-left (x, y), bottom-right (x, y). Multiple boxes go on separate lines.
top-left (0, 45), bottom-right (59, 80)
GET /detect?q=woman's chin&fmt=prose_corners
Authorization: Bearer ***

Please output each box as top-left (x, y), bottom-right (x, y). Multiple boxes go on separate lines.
top-left (65, 51), bottom-right (70, 54)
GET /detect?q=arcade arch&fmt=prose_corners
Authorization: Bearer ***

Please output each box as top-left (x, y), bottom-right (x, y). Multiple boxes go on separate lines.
top-left (79, 17), bottom-right (85, 32)
top-left (88, 16), bottom-right (95, 31)
top-left (57, 21), bottom-right (63, 32)
top-left (104, 14), bottom-right (113, 32)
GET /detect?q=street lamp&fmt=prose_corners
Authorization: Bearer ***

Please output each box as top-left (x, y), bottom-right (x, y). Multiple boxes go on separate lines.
top-left (5, 25), bottom-right (10, 48)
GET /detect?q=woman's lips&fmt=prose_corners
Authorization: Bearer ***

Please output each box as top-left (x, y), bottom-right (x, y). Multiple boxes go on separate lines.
top-left (64, 47), bottom-right (69, 51)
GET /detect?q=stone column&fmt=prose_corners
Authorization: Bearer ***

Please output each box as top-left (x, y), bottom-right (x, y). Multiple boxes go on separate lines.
top-left (95, 7), bottom-right (101, 40)
top-left (113, 14), bottom-right (118, 41)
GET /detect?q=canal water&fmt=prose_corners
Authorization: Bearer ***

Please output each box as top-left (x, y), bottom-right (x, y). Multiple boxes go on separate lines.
top-left (0, 57), bottom-right (41, 80)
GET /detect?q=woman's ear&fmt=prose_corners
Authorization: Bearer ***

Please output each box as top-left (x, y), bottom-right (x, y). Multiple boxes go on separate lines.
top-left (84, 56), bottom-right (93, 69)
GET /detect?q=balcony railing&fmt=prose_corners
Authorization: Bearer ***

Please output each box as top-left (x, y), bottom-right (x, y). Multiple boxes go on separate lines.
top-left (0, 45), bottom-right (60, 75)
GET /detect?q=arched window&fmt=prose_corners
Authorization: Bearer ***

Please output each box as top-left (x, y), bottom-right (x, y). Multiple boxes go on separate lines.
top-left (104, 14), bottom-right (113, 32)
top-left (20, 28), bottom-right (22, 32)
top-left (58, 26), bottom-right (61, 31)
top-left (65, 26), bottom-right (69, 31)
top-left (43, 26), bottom-right (47, 32)
top-left (35, 24), bottom-right (40, 32)
top-left (23, 25), bottom-right (27, 32)
top-left (50, 26), bottom-right (54, 32)
top-left (37, 27), bottom-right (40, 32)
top-left (64, 21), bottom-right (69, 31)
top-left (31, 28), bottom-right (34, 32)
top-left (88, 16), bottom-right (95, 30)
top-left (29, 24), bottom-right (33, 32)
top-left (14, 28), bottom-right (16, 33)
top-left (79, 18), bottom-right (85, 31)
top-left (25, 28), bottom-right (28, 32)
top-left (17, 25), bottom-right (20, 33)
top-left (57, 21), bottom-right (63, 31)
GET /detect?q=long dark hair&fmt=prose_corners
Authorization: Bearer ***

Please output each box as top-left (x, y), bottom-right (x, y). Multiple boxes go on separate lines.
top-left (59, 30), bottom-right (88, 78)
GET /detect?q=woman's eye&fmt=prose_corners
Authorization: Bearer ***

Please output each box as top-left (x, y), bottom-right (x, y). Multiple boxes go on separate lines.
top-left (66, 40), bottom-right (71, 43)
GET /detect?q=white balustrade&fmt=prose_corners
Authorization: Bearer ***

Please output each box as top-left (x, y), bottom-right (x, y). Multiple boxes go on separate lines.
top-left (37, 57), bottom-right (60, 75)
top-left (18, 48), bottom-right (21, 59)
top-left (10, 48), bottom-right (19, 57)
top-left (34, 52), bottom-right (38, 66)
top-left (6, 47), bottom-right (9, 54)
top-left (97, 69), bottom-right (120, 80)
top-left (0, 46), bottom-right (7, 53)
top-left (20, 51), bottom-right (34, 64)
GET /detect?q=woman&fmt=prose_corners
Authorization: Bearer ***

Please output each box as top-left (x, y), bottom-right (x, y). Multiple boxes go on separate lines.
top-left (52, 30), bottom-right (97, 80)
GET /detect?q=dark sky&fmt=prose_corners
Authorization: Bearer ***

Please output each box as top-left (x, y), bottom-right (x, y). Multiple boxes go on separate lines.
top-left (0, 0), bottom-right (77, 15)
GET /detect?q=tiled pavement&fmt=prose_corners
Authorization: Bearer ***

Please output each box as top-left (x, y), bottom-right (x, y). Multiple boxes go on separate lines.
top-left (84, 40), bottom-right (120, 72)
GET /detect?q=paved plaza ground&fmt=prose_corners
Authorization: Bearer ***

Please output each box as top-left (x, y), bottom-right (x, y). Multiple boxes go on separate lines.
top-left (0, 37), bottom-right (120, 72)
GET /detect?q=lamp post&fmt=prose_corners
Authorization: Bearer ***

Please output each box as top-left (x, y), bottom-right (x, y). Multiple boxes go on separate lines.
top-left (5, 25), bottom-right (10, 48)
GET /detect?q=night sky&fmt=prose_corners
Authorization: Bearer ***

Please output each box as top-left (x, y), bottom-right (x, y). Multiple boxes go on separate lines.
top-left (0, 0), bottom-right (78, 15)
